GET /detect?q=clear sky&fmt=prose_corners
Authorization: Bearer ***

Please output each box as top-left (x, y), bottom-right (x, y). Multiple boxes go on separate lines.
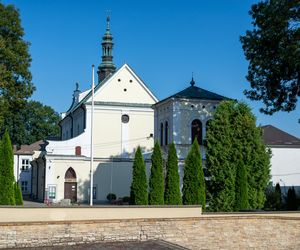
top-left (3, 0), bottom-right (300, 137)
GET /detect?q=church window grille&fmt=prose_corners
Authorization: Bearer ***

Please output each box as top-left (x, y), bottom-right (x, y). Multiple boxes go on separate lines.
top-left (191, 119), bottom-right (202, 145)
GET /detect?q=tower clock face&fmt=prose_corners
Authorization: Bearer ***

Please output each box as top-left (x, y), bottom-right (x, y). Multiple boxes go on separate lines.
top-left (121, 114), bottom-right (129, 123)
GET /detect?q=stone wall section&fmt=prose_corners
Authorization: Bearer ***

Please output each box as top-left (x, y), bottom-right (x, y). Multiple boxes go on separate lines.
top-left (0, 215), bottom-right (300, 249)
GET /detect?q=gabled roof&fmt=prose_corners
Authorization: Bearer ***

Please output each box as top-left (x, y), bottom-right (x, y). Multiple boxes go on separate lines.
top-left (261, 125), bottom-right (300, 148)
top-left (14, 140), bottom-right (48, 155)
top-left (64, 63), bottom-right (158, 117)
top-left (154, 81), bottom-right (229, 106)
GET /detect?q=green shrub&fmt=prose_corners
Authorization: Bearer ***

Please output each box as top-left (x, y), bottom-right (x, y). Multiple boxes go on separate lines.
top-left (106, 193), bottom-right (116, 202)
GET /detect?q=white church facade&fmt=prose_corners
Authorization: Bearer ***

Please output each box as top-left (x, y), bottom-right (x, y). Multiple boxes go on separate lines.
top-left (30, 17), bottom-right (157, 203)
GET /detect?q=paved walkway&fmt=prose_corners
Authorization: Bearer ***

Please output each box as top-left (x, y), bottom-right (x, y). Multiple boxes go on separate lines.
top-left (14, 241), bottom-right (188, 250)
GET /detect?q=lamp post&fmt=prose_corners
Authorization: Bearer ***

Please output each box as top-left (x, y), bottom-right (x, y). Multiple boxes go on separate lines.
top-left (89, 65), bottom-right (95, 206)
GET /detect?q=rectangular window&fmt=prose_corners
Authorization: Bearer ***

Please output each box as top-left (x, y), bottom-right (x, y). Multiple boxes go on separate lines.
top-left (21, 181), bottom-right (28, 192)
top-left (21, 159), bottom-right (30, 171)
top-left (48, 185), bottom-right (56, 199)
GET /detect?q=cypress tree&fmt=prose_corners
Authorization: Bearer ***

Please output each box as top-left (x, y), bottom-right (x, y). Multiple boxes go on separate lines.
top-left (286, 187), bottom-right (297, 210)
top-left (182, 139), bottom-right (206, 207)
top-left (164, 142), bottom-right (182, 205)
top-left (149, 141), bottom-right (164, 205)
top-left (274, 183), bottom-right (282, 210)
top-left (130, 146), bottom-right (148, 205)
top-left (235, 163), bottom-right (249, 211)
top-left (0, 131), bottom-right (15, 205)
top-left (14, 182), bottom-right (23, 205)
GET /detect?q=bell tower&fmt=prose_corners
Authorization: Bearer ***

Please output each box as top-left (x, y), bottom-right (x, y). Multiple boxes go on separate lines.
top-left (97, 16), bottom-right (116, 83)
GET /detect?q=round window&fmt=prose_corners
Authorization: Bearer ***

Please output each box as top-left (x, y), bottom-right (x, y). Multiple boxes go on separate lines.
top-left (121, 114), bottom-right (129, 123)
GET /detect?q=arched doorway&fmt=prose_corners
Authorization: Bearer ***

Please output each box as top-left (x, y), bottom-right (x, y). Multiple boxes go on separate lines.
top-left (64, 167), bottom-right (77, 202)
top-left (191, 119), bottom-right (203, 145)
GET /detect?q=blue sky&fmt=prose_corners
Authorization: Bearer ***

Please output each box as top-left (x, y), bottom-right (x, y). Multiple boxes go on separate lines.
top-left (3, 0), bottom-right (300, 137)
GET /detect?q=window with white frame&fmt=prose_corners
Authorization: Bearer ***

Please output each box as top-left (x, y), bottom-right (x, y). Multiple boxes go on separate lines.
top-left (48, 185), bottom-right (56, 199)
top-left (21, 159), bottom-right (30, 171)
top-left (21, 181), bottom-right (28, 192)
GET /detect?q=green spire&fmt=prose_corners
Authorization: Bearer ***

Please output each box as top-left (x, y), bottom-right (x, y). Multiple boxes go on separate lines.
top-left (97, 15), bottom-right (116, 83)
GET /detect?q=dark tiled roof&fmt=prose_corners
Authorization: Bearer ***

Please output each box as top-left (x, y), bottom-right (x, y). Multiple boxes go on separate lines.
top-left (156, 85), bottom-right (229, 105)
top-left (261, 125), bottom-right (300, 147)
top-left (14, 140), bottom-right (48, 155)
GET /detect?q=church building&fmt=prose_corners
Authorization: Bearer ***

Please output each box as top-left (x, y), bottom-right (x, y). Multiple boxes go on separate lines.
top-left (31, 17), bottom-right (158, 203)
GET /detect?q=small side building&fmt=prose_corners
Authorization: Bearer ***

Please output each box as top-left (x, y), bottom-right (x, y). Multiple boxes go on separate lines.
top-left (13, 140), bottom-right (47, 199)
top-left (152, 78), bottom-right (229, 185)
top-left (262, 125), bottom-right (300, 194)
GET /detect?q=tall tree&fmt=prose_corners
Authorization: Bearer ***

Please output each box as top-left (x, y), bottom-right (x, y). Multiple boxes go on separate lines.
top-left (0, 3), bottom-right (35, 143)
top-left (20, 101), bottom-right (60, 144)
top-left (130, 146), bottom-right (148, 205)
top-left (182, 139), bottom-right (206, 207)
top-left (235, 163), bottom-right (249, 211)
top-left (206, 101), bottom-right (271, 211)
top-left (149, 141), bottom-right (164, 205)
top-left (164, 142), bottom-right (182, 205)
top-left (0, 131), bottom-right (15, 205)
top-left (240, 0), bottom-right (300, 115)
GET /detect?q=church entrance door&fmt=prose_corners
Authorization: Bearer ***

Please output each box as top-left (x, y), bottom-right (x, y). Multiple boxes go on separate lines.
top-left (64, 167), bottom-right (77, 202)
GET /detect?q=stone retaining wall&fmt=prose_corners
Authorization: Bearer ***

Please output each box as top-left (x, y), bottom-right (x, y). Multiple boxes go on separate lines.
top-left (0, 214), bottom-right (300, 249)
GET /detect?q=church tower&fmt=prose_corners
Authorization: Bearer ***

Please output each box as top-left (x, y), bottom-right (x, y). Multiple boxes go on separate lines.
top-left (97, 16), bottom-right (116, 83)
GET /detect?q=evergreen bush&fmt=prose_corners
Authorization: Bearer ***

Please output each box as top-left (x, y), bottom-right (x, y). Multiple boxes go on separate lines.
top-left (106, 193), bottom-right (116, 202)
top-left (286, 187), bottom-right (297, 210)
top-left (164, 142), bottom-right (182, 205)
top-left (149, 141), bottom-right (164, 205)
top-left (206, 101), bottom-right (270, 211)
top-left (130, 146), bottom-right (148, 205)
top-left (14, 182), bottom-right (23, 205)
top-left (182, 139), bottom-right (206, 207)
top-left (0, 131), bottom-right (15, 205)
top-left (235, 163), bottom-right (249, 210)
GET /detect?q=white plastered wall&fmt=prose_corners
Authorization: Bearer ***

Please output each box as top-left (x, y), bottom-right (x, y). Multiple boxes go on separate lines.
top-left (45, 157), bottom-right (151, 202)
top-left (270, 147), bottom-right (300, 193)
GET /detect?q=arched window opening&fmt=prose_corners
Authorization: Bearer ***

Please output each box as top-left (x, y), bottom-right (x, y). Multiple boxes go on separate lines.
top-left (191, 119), bottom-right (202, 145)
top-left (165, 121), bottom-right (169, 146)
top-left (160, 123), bottom-right (164, 146)
top-left (65, 167), bottom-right (77, 180)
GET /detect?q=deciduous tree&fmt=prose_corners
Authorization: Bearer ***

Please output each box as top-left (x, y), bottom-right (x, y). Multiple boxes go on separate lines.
top-left (240, 0), bottom-right (300, 115)
top-left (0, 3), bottom-right (34, 143)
